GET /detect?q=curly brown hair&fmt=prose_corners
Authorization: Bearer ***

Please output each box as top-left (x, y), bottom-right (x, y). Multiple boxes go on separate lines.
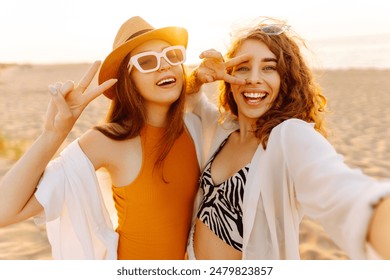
top-left (220, 18), bottom-right (328, 149)
top-left (94, 53), bottom-right (186, 168)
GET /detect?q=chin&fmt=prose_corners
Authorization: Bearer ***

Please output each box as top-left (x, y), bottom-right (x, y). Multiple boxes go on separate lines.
top-left (163, 94), bottom-right (182, 105)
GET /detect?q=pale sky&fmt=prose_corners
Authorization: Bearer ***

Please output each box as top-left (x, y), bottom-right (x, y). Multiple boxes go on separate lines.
top-left (1, 0), bottom-right (390, 65)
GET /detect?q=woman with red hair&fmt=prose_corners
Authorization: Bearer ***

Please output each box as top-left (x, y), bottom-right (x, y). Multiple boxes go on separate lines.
top-left (0, 16), bottom-right (202, 260)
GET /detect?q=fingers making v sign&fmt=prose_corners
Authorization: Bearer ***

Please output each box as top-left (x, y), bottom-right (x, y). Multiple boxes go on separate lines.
top-left (44, 61), bottom-right (117, 135)
top-left (197, 49), bottom-right (251, 85)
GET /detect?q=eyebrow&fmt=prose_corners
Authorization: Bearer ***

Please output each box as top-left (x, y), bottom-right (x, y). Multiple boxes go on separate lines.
top-left (262, 57), bottom-right (277, 63)
top-left (234, 55), bottom-right (277, 66)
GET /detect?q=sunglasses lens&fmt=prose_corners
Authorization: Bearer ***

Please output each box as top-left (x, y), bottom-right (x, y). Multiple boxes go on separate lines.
top-left (260, 24), bottom-right (288, 35)
top-left (136, 55), bottom-right (158, 71)
top-left (166, 48), bottom-right (185, 64)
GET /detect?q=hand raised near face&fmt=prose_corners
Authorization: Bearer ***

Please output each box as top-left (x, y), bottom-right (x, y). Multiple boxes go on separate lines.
top-left (44, 61), bottom-right (117, 135)
top-left (197, 49), bottom-right (250, 85)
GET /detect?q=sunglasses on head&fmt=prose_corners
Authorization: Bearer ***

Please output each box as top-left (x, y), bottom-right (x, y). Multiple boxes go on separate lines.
top-left (127, 45), bottom-right (186, 74)
top-left (258, 24), bottom-right (290, 35)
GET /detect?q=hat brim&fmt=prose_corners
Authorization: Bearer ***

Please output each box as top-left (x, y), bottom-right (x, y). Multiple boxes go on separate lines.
top-left (98, 26), bottom-right (188, 99)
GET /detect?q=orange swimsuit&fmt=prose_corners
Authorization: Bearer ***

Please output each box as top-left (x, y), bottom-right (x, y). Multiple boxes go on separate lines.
top-left (112, 124), bottom-right (199, 259)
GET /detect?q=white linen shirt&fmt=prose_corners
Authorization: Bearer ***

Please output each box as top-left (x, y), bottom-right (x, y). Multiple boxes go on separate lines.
top-left (188, 92), bottom-right (390, 259)
top-left (34, 113), bottom-right (204, 259)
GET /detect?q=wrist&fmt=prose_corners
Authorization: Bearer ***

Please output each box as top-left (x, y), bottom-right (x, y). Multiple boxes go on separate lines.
top-left (40, 129), bottom-right (69, 144)
top-left (186, 67), bottom-right (203, 95)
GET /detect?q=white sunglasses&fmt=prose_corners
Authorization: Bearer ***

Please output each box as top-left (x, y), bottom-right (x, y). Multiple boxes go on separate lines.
top-left (127, 45), bottom-right (186, 74)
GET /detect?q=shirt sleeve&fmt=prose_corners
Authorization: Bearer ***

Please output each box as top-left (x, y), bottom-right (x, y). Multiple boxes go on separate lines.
top-left (33, 139), bottom-right (118, 259)
top-left (34, 148), bottom-right (69, 224)
top-left (280, 119), bottom-right (390, 259)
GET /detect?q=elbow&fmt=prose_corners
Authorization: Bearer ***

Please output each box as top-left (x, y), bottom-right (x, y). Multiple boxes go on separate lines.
top-left (0, 197), bottom-right (43, 228)
top-left (0, 212), bottom-right (15, 228)
top-left (0, 206), bottom-right (23, 227)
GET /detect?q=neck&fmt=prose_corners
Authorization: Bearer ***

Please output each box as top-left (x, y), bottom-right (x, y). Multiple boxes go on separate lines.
top-left (237, 118), bottom-right (258, 143)
top-left (145, 103), bottom-right (170, 127)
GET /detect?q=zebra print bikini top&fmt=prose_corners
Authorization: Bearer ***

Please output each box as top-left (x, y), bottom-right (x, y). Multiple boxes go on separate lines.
top-left (196, 138), bottom-right (250, 251)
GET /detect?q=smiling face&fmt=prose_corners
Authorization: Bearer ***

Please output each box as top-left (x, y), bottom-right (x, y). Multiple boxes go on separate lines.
top-left (230, 39), bottom-right (281, 126)
top-left (130, 39), bottom-right (184, 110)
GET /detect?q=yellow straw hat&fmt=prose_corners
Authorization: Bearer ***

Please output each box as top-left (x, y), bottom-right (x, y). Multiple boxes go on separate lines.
top-left (98, 16), bottom-right (188, 99)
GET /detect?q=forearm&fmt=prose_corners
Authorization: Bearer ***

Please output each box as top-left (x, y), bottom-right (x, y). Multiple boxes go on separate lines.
top-left (0, 61), bottom-right (116, 226)
top-left (368, 196), bottom-right (390, 259)
top-left (0, 130), bottom-right (67, 224)
top-left (186, 67), bottom-right (204, 95)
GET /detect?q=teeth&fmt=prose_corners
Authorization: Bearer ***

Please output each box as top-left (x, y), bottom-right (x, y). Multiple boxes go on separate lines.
top-left (157, 78), bottom-right (175, 86)
top-left (243, 92), bottom-right (266, 98)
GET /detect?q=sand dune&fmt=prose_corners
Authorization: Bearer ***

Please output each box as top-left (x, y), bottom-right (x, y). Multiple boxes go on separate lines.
top-left (1, 64), bottom-right (389, 260)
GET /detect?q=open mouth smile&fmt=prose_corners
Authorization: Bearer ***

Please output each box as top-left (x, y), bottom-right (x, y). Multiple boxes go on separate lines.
top-left (156, 77), bottom-right (176, 86)
top-left (242, 91), bottom-right (268, 104)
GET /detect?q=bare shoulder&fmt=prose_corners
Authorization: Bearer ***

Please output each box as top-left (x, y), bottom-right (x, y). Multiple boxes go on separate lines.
top-left (79, 128), bottom-right (112, 150)
top-left (77, 129), bottom-right (142, 180)
top-left (78, 129), bottom-right (116, 170)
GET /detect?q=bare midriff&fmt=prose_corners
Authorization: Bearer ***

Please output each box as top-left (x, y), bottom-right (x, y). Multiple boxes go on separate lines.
top-left (193, 218), bottom-right (242, 260)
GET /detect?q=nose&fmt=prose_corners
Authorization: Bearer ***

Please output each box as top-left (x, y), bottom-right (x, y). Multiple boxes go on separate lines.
top-left (245, 70), bottom-right (263, 84)
top-left (158, 57), bottom-right (171, 72)
top-left (245, 78), bottom-right (263, 84)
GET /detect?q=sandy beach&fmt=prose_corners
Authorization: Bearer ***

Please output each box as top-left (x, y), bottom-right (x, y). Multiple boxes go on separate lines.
top-left (0, 64), bottom-right (389, 260)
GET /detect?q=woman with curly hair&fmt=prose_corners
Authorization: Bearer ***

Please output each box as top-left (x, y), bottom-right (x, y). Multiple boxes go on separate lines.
top-left (185, 17), bottom-right (390, 260)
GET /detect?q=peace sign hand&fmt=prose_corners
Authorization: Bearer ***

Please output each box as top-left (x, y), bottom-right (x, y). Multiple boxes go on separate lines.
top-left (196, 49), bottom-right (250, 85)
top-left (44, 61), bottom-right (117, 136)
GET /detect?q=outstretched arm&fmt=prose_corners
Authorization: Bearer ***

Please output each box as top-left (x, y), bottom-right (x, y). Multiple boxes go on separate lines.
top-left (0, 61), bottom-right (117, 227)
top-left (368, 196), bottom-right (390, 259)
